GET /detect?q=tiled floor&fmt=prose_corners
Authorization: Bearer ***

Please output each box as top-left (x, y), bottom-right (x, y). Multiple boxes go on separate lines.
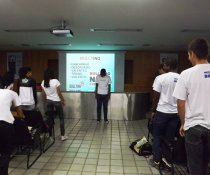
top-left (8, 119), bottom-right (161, 175)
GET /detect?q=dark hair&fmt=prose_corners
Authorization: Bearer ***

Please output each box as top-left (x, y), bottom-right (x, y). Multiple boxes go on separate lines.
top-left (188, 38), bottom-right (210, 59)
top-left (164, 57), bottom-right (178, 70)
top-left (44, 69), bottom-right (55, 88)
top-left (19, 67), bottom-right (32, 79)
top-left (158, 63), bottom-right (164, 69)
top-left (100, 68), bottom-right (106, 77)
top-left (1, 71), bottom-right (15, 88)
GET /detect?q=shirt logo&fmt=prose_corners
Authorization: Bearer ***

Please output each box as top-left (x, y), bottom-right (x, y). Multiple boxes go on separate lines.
top-left (204, 71), bottom-right (210, 78)
top-left (22, 78), bottom-right (29, 83)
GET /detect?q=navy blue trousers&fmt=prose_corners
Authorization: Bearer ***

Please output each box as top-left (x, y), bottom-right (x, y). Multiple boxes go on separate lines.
top-left (97, 94), bottom-right (108, 121)
top-left (152, 111), bottom-right (179, 162)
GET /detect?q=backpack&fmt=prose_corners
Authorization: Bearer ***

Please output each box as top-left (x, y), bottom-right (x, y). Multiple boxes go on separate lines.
top-left (129, 136), bottom-right (152, 157)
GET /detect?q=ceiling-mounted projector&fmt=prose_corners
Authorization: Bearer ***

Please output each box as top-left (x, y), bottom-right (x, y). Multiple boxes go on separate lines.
top-left (50, 29), bottom-right (74, 37)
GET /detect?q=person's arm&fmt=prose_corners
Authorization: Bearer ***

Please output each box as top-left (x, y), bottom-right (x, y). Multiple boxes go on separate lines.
top-left (108, 84), bottom-right (111, 99)
top-left (150, 76), bottom-right (161, 119)
top-left (41, 88), bottom-right (47, 105)
top-left (177, 99), bottom-right (186, 137)
top-left (32, 79), bottom-right (38, 105)
top-left (11, 91), bottom-right (24, 119)
top-left (57, 86), bottom-right (65, 105)
top-left (16, 79), bottom-right (20, 94)
top-left (14, 106), bottom-right (24, 119)
top-left (150, 90), bottom-right (160, 119)
top-left (95, 83), bottom-right (98, 99)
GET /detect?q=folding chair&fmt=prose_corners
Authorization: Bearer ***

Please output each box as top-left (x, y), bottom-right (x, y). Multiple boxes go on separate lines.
top-left (23, 110), bottom-right (55, 153)
top-left (42, 115), bottom-right (55, 153)
top-left (12, 118), bottom-right (42, 169)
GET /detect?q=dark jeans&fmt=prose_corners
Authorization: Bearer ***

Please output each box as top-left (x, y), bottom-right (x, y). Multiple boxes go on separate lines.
top-left (185, 125), bottom-right (210, 175)
top-left (47, 100), bottom-right (65, 136)
top-left (152, 111), bottom-right (179, 162)
top-left (0, 121), bottom-right (15, 175)
top-left (97, 94), bottom-right (109, 121)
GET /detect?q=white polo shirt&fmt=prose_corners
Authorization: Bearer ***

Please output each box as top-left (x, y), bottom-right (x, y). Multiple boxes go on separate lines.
top-left (0, 89), bottom-right (21, 124)
top-left (41, 79), bottom-right (61, 101)
top-left (153, 72), bottom-right (179, 113)
top-left (173, 64), bottom-right (210, 130)
top-left (96, 75), bottom-right (111, 95)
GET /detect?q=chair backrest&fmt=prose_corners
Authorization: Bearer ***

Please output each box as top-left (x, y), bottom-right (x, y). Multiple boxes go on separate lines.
top-left (23, 110), bottom-right (44, 128)
top-left (13, 118), bottom-right (31, 145)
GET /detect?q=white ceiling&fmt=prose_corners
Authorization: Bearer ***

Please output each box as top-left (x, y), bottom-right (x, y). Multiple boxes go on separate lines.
top-left (1, 0), bottom-right (210, 51)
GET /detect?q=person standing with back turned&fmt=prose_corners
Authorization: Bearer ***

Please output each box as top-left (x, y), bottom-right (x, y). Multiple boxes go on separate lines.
top-left (149, 57), bottom-right (180, 168)
top-left (17, 67), bottom-right (37, 110)
top-left (173, 38), bottom-right (210, 175)
top-left (95, 68), bottom-right (111, 123)
top-left (41, 69), bottom-right (68, 141)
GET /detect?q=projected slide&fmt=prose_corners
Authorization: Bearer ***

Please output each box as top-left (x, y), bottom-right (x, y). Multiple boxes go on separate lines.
top-left (66, 53), bottom-right (115, 92)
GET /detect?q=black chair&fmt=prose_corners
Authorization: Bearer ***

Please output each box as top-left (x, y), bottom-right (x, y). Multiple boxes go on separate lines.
top-left (23, 110), bottom-right (55, 153)
top-left (12, 118), bottom-right (42, 169)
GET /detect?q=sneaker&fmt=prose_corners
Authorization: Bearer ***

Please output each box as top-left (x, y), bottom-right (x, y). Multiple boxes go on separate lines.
top-left (61, 135), bottom-right (68, 141)
top-left (149, 158), bottom-right (161, 170)
top-left (105, 120), bottom-right (109, 124)
top-left (97, 120), bottom-right (100, 123)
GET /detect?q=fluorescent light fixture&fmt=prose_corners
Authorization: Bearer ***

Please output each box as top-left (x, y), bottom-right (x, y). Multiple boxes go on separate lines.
top-left (181, 29), bottom-right (210, 33)
top-left (91, 28), bottom-right (143, 32)
top-left (38, 43), bottom-right (71, 46)
top-left (97, 43), bottom-right (133, 46)
top-left (142, 44), bottom-right (151, 47)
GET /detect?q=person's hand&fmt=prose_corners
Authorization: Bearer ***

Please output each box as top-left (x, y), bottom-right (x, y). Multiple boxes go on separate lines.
top-left (179, 125), bottom-right (185, 137)
top-left (12, 111), bottom-right (18, 117)
top-left (107, 94), bottom-right (111, 100)
top-left (61, 99), bottom-right (65, 106)
top-left (95, 93), bottom-right (98, 99)
top-left (150, 112), bottom-right (155, 120)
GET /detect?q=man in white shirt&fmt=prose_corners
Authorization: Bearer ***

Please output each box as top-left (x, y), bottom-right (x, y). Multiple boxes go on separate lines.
top-left (149, 57), bottom-right (180, 168)
top-left (173, 38), bottom-right (210, 175)
top-left (0, 78), bottom-right (24, 175)
top-left (95, 69), bottom-right (111, 123)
